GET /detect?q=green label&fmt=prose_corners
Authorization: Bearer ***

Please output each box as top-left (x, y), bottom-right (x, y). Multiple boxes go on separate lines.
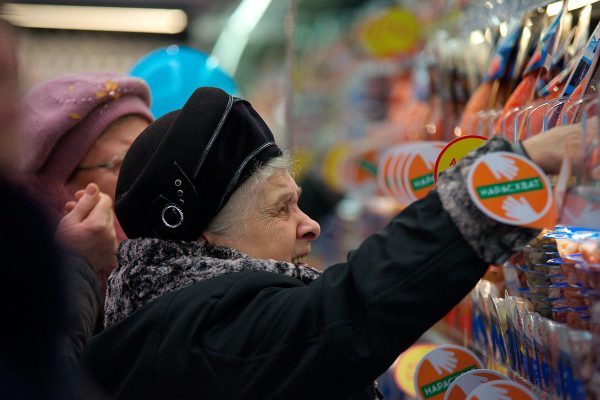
top-left (358, 159), bottom-right (378, 175)
top-left (420, 366), bottom-right (477, 399)
top-left (411, 173), bottom-right (435, 191)
top-left (476, 177), bottom-right (543, 199)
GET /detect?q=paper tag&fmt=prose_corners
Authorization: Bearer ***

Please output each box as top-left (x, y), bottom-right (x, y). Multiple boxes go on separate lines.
top-left (466, 380), bottom-right (538, 400)
top-left (393, 343), bottom-right (438, 397)
top-left (414, 344), bottom-right (484, 400)
top-left (443, 369), bottom-right (508, 400)
top-left (434, 135), bottom-right (487, 182)
top-left (467, 152), bottom-right (554, 229)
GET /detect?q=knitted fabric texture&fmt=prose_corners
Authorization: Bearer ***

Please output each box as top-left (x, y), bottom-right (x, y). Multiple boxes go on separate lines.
top-left (104, 239), bottom-right (322, 328)
top-left (435, 135), bottom-right (539, 265)
top-left (19, 72), bottom-right (153, 220)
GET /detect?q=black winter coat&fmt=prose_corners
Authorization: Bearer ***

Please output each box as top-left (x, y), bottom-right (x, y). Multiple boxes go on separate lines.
top-left (82, 193), bottom-right (485, 399)
top-left (81, 137), bottom-right (537, 399)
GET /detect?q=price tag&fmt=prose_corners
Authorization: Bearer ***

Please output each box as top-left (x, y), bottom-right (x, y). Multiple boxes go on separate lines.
top-left (393, 343), bottom-right (438, 397)
top-left (466, 380), bottom-right (538, 400)
top-left (414, 344), bottom-right (484, 400)
top-left (434, 135), bottom-right (487, 181)
top-left (467, 152), bottom-right (555, 229)
top-left (443, 369), bottom-right (507, 400)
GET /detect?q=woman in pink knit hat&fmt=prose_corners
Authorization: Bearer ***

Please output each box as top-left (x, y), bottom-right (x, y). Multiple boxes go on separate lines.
top-left (19, 72), bottom-right (154, 300)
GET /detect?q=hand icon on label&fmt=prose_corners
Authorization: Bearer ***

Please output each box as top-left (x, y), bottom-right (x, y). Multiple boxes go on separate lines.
top-left (478, 386), bottom-right (511, 400)
top-left (455, 373), bottom-right (490, 394)
top-left (502, 196), bottom-right (537, 221)
top-left (419, 145), bottom-right (442, 169)
top-left (428, 349), bottom-right (458, 375)
top-left (483, 153), bottom-right (519, 180)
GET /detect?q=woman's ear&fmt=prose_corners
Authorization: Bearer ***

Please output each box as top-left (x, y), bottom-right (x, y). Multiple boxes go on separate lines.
top-left (200, 231), bottom-right (217, 245)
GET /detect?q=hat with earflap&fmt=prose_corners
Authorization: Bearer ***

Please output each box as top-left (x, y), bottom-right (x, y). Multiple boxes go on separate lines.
top-left (115, 87), bottom-right (282, 241)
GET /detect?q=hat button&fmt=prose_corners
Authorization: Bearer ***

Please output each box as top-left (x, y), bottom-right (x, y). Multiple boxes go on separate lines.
top-left (161, 204), bottom-right (184, 229)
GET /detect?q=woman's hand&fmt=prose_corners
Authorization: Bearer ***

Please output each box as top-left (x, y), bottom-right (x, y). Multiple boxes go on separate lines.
top-left (56, 183), bottom-right (117, 278)
top-left (521, 119), bottom-right (595, 174)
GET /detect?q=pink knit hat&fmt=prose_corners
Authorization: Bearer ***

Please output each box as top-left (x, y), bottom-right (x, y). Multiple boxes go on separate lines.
top-left (21, 72), bottom-right (153, 179)
top-left (19, 72), bottom-right (153, 220)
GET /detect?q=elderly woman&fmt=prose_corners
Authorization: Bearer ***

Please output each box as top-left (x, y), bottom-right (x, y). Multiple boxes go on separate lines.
top-left (17, 73), bottom-right (153, 364)
top-left (19, 72), bottom-right (153, 295)
top-left (82, 87), bottom-right (577, 399)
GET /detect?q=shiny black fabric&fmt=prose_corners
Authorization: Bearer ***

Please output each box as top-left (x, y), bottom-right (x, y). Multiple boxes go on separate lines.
top-left (82, 192), bottom-right (488, 399)
top-left (115, 87), bottom-right (282, 241)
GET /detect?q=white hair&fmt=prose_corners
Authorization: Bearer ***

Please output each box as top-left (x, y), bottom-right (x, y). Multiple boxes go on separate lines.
top-left (204, 154), bottom-right (292, 240)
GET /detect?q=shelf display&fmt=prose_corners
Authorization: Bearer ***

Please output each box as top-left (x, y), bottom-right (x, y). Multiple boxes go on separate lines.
top-left (289, 0), bottom-right (600, 398)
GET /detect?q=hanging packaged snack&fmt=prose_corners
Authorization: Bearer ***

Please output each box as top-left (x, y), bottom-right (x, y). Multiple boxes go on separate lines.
top-left (553, 21), bottom-right (600, 126)
top-left (469, 284), bottom-right (490, 364)
top-left (548, 256), bottom-right (579, 285)
top-left (503, 252), bottom-right (529, 296)
top-left (524, 311), bottom-right (542, 386)
top-left (590, 302), bottom-right (600, 399)
top-left (488, 296), bottom-right (509, 374)
top-left (496, 4), bottom-right (567, 140)
top-left (581, 238), bottom-right (600, 264)
top-left (545, 319), bottom-right (566, 398)
top-left (531, 313), bottom-right (553, 393)
top-left (558, 327), bottom-right (594, 399)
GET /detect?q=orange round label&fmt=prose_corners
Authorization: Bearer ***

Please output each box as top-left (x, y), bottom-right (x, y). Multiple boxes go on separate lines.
top-left (414, 345), bottom-right (484, 400)
top-left (403, 143), bottom-right (445, 202)
top-left (393, 343), bottom-right (438, 397)
top-left (466, 380), bottom-right (538, 400)
top-left (354, 148), bottom-right (380, 183)
top-left (434, 135), bottom-right (487, 181)
top-left (444, 369), bottom-right (507, 400)
top-left (377, 150), bottom-right (397, 197)
top-left (393, 151), bottom-right (411, 204)
top-left (467, 152), bottom-right (553, 227)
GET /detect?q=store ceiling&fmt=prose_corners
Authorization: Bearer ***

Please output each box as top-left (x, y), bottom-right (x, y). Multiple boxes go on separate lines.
top-left (10, 0), bottom-right (236, 16)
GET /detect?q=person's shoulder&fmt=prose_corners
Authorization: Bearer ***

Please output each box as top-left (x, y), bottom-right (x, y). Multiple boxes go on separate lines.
top-left (174, 270), bottom-right (306, 304)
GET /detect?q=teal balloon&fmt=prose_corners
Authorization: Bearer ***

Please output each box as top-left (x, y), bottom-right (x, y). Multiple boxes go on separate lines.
top-left (129, 45), bottom-right (238, 118)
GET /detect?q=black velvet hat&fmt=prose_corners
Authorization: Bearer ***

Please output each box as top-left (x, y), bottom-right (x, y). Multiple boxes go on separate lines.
top-left (115, 87), bottom-right (282, 240)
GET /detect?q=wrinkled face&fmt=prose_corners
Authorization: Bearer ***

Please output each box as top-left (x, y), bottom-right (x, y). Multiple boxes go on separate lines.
top-left (219, 170), bottom-right (321, 264)
top-left (67, 115), bottom-right (149, 240)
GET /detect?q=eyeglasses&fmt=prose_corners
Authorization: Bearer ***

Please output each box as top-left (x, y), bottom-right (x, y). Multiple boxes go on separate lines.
top-left (76, 153), bottom-right (125, 175)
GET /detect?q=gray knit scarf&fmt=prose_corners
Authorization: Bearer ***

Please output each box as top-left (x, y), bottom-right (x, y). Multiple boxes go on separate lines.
top-left (104, 238), bottom-right (322, 328)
